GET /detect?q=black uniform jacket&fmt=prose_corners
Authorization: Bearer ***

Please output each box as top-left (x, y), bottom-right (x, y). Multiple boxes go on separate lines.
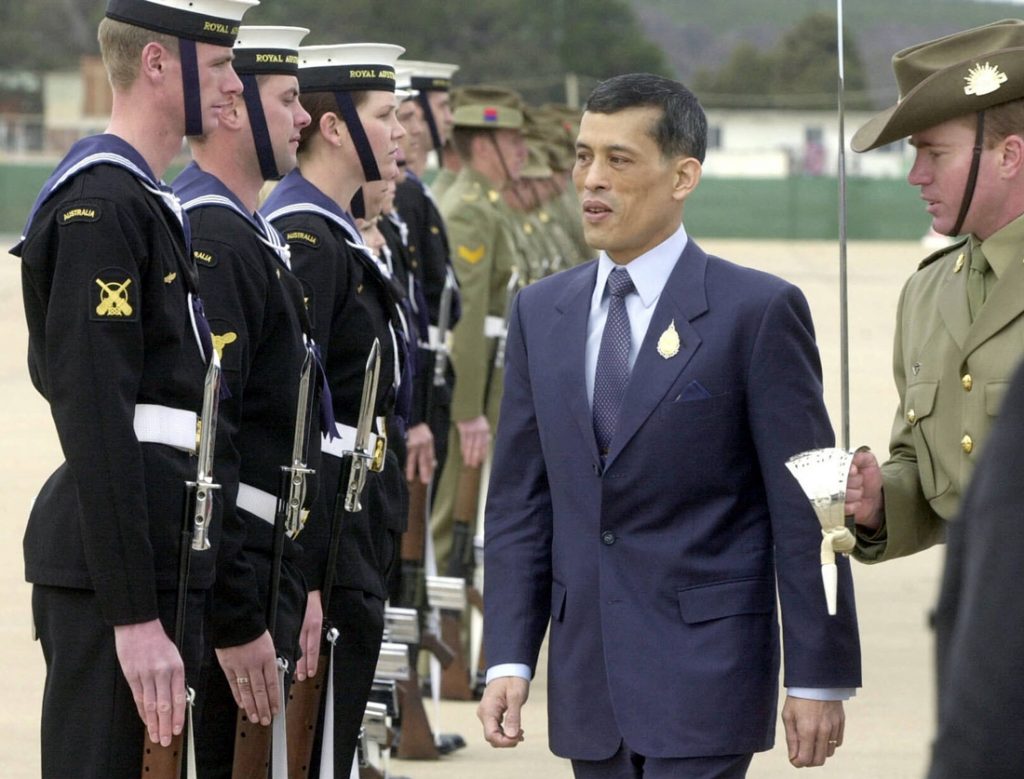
top-left (394, 174), bottom-right (460, 430)
top-left (262, 170), bottom-right (409, 600)
top-left (16, 135), bottom-right (209, 625)
top-left (176, 162), bottom-right (319, 648)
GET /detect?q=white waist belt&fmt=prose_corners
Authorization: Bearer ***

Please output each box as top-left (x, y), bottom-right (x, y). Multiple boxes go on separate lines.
top-left (134, 404), bottom-right (198, 453)
top-left (236, 482), bottom-right (277, 525)
top-left (484, 315), bottom-right (506, 339)
top-left (421, 324), bottom-right (454, 352)
top-left (321, 422), bottom-right (380, 460)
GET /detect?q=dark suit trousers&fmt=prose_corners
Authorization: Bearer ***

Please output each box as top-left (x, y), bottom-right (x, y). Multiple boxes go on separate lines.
top-left (33, 585), bottom-right (205, 779)
top-left (571, 742), bottom-right (753, 779)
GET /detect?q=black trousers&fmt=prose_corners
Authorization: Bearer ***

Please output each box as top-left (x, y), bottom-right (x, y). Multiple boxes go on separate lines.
top-left (193, 554), bottom-right (307, 779)
top-left (306, 586), bottom-right (385, 777)
top-left (33, 585), bottom-right (205, 779)
top-left (572, 742), bottom-right (753, 779)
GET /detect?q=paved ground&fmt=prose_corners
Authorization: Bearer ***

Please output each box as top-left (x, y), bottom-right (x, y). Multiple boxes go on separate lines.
top-left (1, 238), bottom-right (945, 778)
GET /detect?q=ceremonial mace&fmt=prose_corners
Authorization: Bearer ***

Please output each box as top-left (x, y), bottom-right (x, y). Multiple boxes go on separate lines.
top-left (785, 448), bottom-right (856, 615)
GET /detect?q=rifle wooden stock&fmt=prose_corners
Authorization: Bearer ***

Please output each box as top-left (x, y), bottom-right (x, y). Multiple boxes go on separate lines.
top-left (285, 658), bottom-right (327, 779)
top-left (231, 716), bottom-right (270, 778)
top-left (419, 630), bottom-right (455, 668)
top-left (402, 478), bottom-right (428, 561)
top-left (439, 608), bottom-right (473, 700)
top-left (395, 666), bottom-right (439, 760)
top-left (141, 733), bottom-right (184, 778)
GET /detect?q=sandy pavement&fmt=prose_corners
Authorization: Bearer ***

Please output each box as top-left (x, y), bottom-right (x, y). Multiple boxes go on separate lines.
top-left (1, 238), bottom-right (944, 778)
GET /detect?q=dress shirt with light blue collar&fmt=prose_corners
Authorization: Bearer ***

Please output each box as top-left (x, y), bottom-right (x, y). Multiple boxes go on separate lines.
top-left (486, 222), bottom-right (853, 703)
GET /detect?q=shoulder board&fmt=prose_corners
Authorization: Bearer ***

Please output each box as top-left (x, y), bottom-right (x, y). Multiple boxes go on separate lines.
top-left (918, 236), bottom-right (968, 270)
top-left (193, 249), bottom-right (218, 268)
top-left (285, 229), bottom-right (321, 248)
top-left (57, 203), bottom-right (101, 225)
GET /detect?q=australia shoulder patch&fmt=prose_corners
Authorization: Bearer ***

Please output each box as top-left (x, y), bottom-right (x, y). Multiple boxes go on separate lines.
top-left (91, 267), bottom-right (138, 322)
top-left (193, 248), bottom-right (218, 268)
top-left (286, 229), bottom-right (321, 249)
top-left (58, 202), bottom-right (101, 226)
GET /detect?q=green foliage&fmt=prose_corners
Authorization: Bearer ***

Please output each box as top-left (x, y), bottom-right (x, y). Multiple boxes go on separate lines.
top-left (695, 11), bottom-right (870, 109)
top-left (0, 0), bottom-right (666, 105)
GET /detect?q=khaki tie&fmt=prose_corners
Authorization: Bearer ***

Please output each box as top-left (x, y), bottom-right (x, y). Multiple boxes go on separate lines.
top-left (967, 246), bottom-right (990, 322)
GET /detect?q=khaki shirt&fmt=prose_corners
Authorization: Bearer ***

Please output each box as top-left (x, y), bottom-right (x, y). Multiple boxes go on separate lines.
top-left (439, 168), bottom-right (522, 423)
top-left (856, 214), bottom-right (1024, 562)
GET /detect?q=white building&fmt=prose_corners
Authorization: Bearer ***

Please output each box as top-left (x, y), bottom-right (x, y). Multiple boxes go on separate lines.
top-left (704, 108), bottom-right (910, 179)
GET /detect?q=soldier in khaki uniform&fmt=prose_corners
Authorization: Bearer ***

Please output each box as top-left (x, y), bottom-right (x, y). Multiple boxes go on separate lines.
top-left (845, 20), bottom-right (1024, 562)
top-left (506, 138), bottom-right (566, 282)
top-left (430, 87), bottom-right (527, 574)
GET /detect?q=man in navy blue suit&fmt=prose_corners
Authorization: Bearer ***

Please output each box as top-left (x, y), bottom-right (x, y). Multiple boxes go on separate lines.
top-left (476, 73), bottom-right (862, 778)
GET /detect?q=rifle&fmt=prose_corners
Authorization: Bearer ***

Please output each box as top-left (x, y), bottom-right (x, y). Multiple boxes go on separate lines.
top-left (441, 269), bottom-right (519, 700)
top-left (287, 340), bottom-right (382, 779)
top-left (395, 275), bottom-right (458, 749)
top-left (142, 353), bottom-right (223, 778)
top-left (231, 349), bottom-right (317, 779)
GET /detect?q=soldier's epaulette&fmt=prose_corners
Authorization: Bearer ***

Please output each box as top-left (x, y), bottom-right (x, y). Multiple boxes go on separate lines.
top-left (285, 229), bottom-right (321, 248)
top-left (918, 235), bottom-right (968, 270)
top-left (57, 202), bottom-right (101, 226)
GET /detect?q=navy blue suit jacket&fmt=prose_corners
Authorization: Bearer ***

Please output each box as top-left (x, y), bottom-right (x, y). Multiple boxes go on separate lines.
top-left (483, 238), bottom-right (861, 760)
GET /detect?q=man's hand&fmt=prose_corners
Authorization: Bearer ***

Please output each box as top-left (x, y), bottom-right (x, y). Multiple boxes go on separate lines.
top-left (405, 422), bottom-right (436, 484)
top-left (477, 676), bottom-right (529, 748)
top-left (215, 631), bottom-right (280, 726)
top-left (457, 415), bottom-right (491, 468)
top-left (782, 697), bottom-right (845, 768)
top-left (114, 619), bottom-right (187, 746)
top-left (294, 590), bottom-right (323, 681)
top-left (845, 448), bottom-right (884, 530)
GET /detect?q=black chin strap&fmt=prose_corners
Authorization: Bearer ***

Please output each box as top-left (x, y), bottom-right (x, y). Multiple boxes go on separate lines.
top-left (180, 39), bottom-right (204, 137)
top-left (950, 111), bottom-right (986, 237)
top-left (240, 74), bottom-right (279, 181)
top-left (417, 92), bottom-right (443, 152)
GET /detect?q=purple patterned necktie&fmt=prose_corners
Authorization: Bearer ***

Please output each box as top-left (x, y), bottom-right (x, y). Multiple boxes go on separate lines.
top-left (593, 267), bottom-right (635, 458)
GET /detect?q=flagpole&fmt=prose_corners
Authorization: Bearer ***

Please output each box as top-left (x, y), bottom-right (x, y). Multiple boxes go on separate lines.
top-left (836, 0), bottom-right (851, 450)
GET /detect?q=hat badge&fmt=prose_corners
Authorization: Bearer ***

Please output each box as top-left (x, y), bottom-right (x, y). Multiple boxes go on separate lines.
top-left (964, 62), bottom-right (1007, 97)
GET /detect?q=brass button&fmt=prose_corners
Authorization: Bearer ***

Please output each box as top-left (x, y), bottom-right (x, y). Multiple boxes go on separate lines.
top-left (961, 374), bottom-right (973, 391)
top-left (961, 434), bottom-right (974, 454)
top-left (906, 409), bottom-right (917, 425)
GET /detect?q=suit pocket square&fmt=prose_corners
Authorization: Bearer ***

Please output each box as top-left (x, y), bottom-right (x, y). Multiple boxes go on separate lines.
top-left (677, 381), bottom-right (712, 402)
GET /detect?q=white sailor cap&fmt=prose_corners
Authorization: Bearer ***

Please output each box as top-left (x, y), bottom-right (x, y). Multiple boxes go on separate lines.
top-left (105, 0), bottom-right (258, 46)
top-left (395, 67), bottom-right (419, 101)
top-left (233, 25), bottom-right (309, 75)
top-left (298, 43), bottom-right (406, 93)
top-left (401, 60), bottom-right (460, 93)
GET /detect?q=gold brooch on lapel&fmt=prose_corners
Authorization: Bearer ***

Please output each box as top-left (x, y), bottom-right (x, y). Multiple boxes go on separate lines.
top-left (657, 320), bottom-right (680, 359)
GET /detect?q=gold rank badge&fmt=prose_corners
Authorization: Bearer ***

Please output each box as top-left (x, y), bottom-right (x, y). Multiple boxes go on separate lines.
top-left (91, 269), bottom-right (137, 321)
top-left (657, 320), bottom-right (680, 359)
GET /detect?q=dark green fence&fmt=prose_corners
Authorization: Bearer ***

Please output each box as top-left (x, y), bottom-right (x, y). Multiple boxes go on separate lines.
top-left (1, 162), bottom-right (930, 240)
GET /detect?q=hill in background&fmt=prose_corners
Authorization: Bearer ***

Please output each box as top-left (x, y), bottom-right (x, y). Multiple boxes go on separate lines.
top-left (633, 0), bottom-right (1024, 107)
